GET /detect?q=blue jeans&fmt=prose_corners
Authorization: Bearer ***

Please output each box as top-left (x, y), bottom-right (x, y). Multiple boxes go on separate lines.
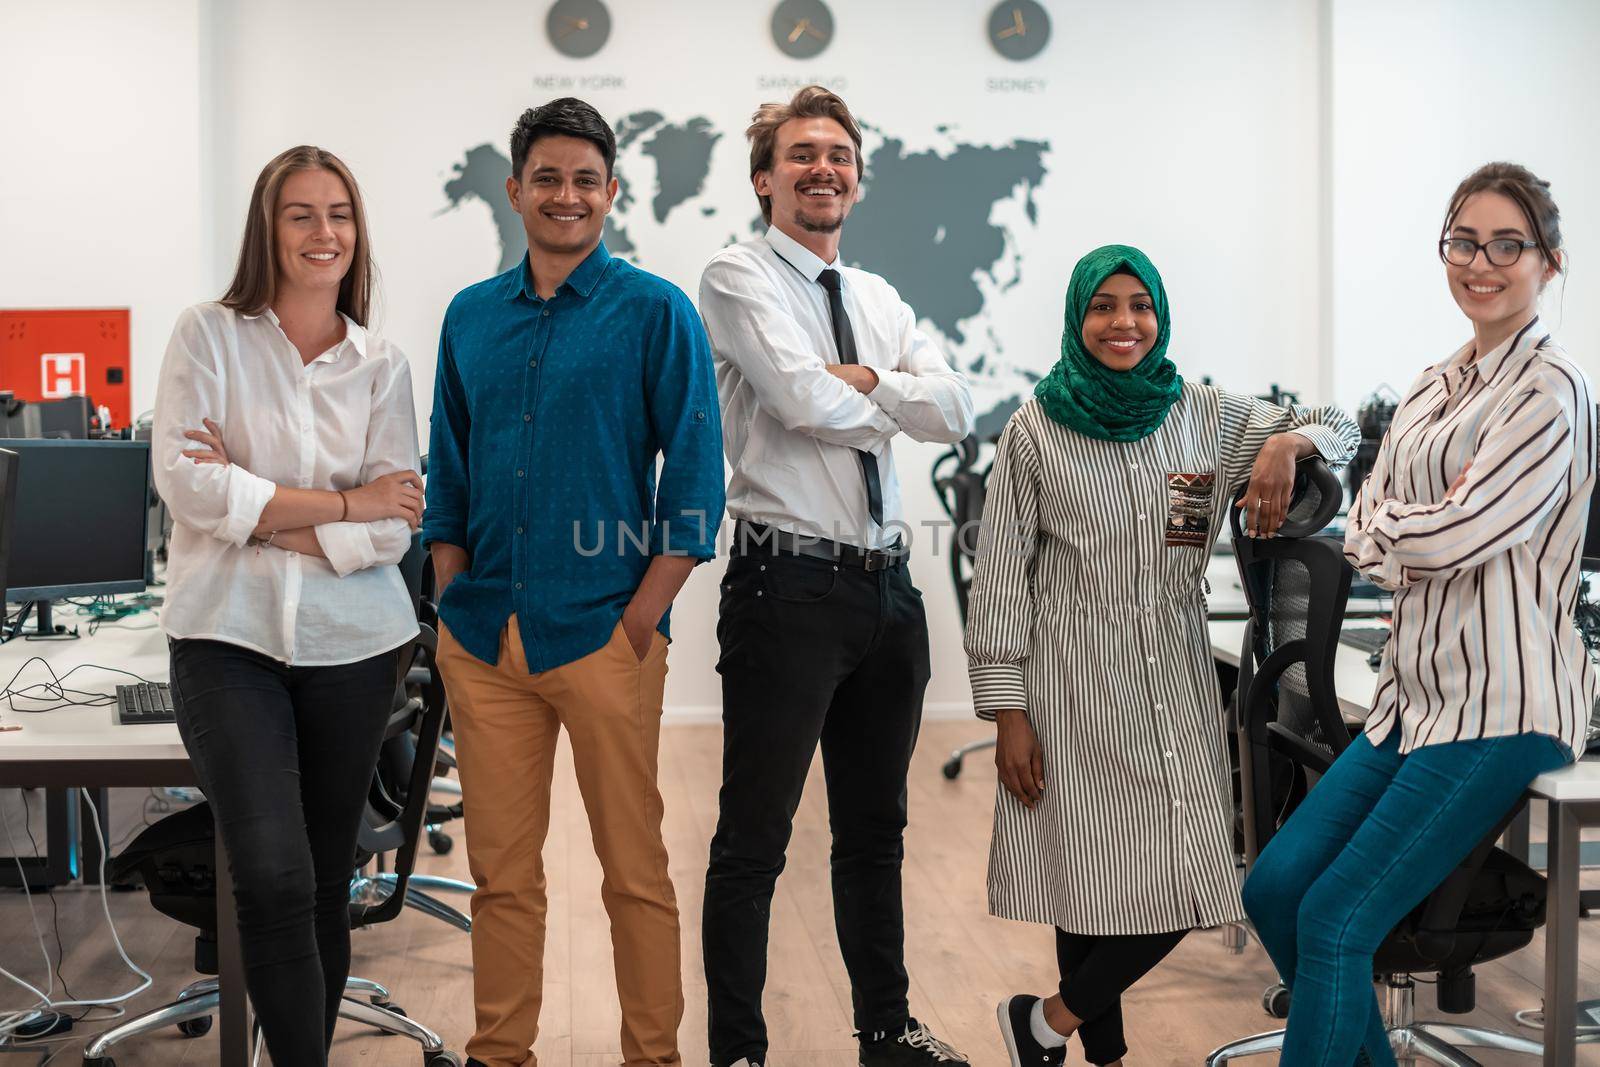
top-left (1240, 728), bottom-right (1568, 1067)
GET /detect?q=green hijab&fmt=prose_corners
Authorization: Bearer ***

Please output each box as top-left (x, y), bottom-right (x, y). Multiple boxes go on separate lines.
top-left (1033, 244), bottom-right (1183, 442)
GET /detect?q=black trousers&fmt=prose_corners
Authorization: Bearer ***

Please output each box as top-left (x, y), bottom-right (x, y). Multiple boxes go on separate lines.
top-left (1055, 927), bottom-right (1189, 1065)
top-left (703, 551), bottom-right (931, 1066)
top-left (169, 638), bottom-right (397, 1067)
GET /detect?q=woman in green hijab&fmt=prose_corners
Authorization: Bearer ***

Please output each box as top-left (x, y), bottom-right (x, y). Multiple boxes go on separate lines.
top-left (965, 245), bottom-right (1359, 1067)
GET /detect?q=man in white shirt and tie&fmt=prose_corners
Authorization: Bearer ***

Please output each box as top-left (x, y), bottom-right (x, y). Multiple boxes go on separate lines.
top-left (697, 85), bottom-right (975, 1067)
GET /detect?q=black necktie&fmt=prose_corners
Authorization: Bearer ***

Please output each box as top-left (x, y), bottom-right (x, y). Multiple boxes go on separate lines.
top-left (817, 268), bottom-right (884, 527)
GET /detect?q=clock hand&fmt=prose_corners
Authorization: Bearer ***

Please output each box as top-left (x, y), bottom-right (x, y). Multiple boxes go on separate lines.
top-left (803, 21), bottom-right (826, 40)
top-left (996, 23), bottom-right (1019, 38)
top-left (788, 18), bottom-right (809, 43)
top-left (1013, 7), bottom-right (1027, 34)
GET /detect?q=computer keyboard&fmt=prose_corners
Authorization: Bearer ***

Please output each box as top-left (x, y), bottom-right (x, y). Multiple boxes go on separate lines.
top-left (116, 683), bottom-right (175, 725)
top-left (1339, 626), bottom-right (1392, 655)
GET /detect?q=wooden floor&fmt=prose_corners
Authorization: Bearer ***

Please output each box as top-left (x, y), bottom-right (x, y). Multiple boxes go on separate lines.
top-left (3, 721), bottom-right (1599, 1065)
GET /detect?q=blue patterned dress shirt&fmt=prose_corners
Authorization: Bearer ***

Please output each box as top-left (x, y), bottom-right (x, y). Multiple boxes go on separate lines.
top-left (423, 243), bottom-right (725, 671)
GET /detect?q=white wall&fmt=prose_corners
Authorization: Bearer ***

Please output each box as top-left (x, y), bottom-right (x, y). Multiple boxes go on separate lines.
top-left (199, 0), bottom-right (1326, 718)
top-left (7, 1), bottom-right (1597, 718)
top-left (1329, 0), bottom-right (1600, 410)
top-left (0, 0), bottom-right (205, 421)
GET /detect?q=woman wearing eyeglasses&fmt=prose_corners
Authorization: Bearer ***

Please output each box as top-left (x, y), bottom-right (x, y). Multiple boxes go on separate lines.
top-left (1242, 162), bottom-right (1595, 1067)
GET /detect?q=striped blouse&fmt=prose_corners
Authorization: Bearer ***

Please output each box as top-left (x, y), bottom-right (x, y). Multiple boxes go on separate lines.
top-left (966, 386), bottom-right (1357, 933)
top-left (1345, 317), bottom-right (1597, 759)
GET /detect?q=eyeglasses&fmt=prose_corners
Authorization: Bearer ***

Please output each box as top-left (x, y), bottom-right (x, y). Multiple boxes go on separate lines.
top-left (1439, 236), bottom-right (1539, 268)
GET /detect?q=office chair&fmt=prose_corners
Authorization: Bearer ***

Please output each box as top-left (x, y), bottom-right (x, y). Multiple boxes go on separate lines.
top-left (86, 536), bottom-right (464, 1067)
top-left (349, 532), bottom-right (474, 932)
top-left (931, 434), bottom-right (1000, 779)
top-left (1207, 464), bottom-right (1550, 1066)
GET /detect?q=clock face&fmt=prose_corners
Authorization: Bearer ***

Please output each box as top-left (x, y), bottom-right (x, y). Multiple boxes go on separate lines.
top-left (546, 0), bottom-right (611, 59)
top-left (770, 0), bottom-right (834, 59)
top-left (987, 0), bottom-right (1051, 61)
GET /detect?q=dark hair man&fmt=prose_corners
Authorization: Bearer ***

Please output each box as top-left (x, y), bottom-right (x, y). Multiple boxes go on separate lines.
top-left (424, 97), bottom-right (725, 1067)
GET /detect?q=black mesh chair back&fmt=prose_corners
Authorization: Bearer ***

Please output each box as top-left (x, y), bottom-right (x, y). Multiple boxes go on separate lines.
top-left (932, 434), bottom-right (989, 625)
top-left (1230, 459), bottom-right (1351, 866)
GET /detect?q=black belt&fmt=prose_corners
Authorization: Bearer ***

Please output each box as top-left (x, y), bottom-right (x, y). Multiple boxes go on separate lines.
top-left (732, 521), bottom-right (906, 572)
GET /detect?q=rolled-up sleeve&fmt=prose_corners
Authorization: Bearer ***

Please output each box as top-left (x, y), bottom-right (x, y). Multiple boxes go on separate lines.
top-left (965, 415), bottom-right (1042, 721)
top-left (699, 256), bottom-right (899, 450)
top-left (645, 289), bottom-right (726, 559)
top-left (151, 307), bottom-right (277, 547)
top-left (867, 290), bottom-right (975, 444)
top-left (1218, 391), bottom-right (1360, 489)
top-left (315, 349), bottom-right (421, 577)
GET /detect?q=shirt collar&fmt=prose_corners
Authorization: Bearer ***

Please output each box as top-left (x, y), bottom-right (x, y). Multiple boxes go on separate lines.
top-left (764, 224), bottom-right (839, 281)
top-left (1438, 314), bottom-right (1546, 394)
top-left (507, 241), bottom-right (614, 303)
top-left (244, 306), bottom-right (365, 363)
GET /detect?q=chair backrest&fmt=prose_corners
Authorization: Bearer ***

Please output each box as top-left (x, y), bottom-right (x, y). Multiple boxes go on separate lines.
top-left (1229, 458), bottom-right (1351, 866)
top-left (350, 532), bottom-right (451, 929)
top-left (931, 434), bottom-right (990, 625)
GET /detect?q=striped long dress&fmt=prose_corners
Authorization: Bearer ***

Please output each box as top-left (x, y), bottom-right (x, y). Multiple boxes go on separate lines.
top-left (965, 385), bottom-right (1359, 934)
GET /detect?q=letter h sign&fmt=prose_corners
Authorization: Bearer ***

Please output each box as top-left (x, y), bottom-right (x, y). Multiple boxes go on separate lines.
top-left (40, 353), bottom-right (86, 398)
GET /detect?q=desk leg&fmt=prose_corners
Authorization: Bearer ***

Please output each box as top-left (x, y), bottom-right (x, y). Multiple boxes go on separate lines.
top-left (215, 819), bottom-right (250, 1067)
top-left (1543, 801), bottom-right (1579, 1067)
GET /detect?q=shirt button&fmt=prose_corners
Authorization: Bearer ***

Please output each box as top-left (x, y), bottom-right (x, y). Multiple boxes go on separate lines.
top-left (529, 359), bottom-right (538, 368)
top-left (541, 308), bottom-right (551, 317)
top-left (515, 582), bottom-right (524, 590)
top-left (1130, 462), bottom-right (1139, 470)
top-left (1137, 514), bottom-right (1147, 521)
top-left (517, 469), bottom-right (525, 478)
top-left (523, 413), bottom-right (532, 422)
top-left (1147, 656), bottom-right (1156, 665)
top-left (516, 526), bottom-right (524, 535)
top-left (1165, 751), bottom-right (1175, 759)
top-left (1155, 703), bottom-right (1164, 712)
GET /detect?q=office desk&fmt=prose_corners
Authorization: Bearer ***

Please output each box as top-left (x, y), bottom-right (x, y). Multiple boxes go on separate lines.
top-left (0, 621), bottom-right (251, 1067)
top-left (1207, 613), bottom-right (1598, 1067)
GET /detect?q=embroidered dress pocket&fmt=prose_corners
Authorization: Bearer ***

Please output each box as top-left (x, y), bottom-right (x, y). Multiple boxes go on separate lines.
top-left (1165, 472), bottom-right (1214, 547)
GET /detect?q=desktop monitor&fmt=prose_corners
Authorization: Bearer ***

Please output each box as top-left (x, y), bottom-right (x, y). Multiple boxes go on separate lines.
top-left (0, 448), bottom-right (17, 605)
top-left (0, 438), bottom-right (150, 602)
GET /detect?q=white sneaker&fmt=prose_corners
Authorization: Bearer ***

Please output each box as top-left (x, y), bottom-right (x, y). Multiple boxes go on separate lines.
top-left (729, 1060), bottom-right (763, 1067)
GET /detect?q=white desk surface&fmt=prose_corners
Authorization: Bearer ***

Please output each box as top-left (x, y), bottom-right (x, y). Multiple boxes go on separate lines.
top-left (0, 615), bottom-right (180, 763)
top-left (1203, 550), bottom-right (1390, 619)
top-left (1206, 605), bottom-right (1600, 804)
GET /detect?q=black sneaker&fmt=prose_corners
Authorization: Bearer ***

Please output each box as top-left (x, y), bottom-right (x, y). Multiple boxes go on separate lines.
top-left (996, 995), bottom-right (1066, 1066)
top-left (859, 1017), bottom-right (970, 1065)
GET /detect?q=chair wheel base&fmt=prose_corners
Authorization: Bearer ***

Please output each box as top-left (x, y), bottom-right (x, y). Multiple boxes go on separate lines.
top-left (941, 758), bottom-right (962, 779)
top-left (177, 1015), bottom-right (213, 1038)
top-left (424, 1052), bottom-right (462, 1066)
top-left (1263, 984), bottom-right (1290, 1019)
top-left (83, 1057), bottom-right (116, 1067)
top-left (428, 830), bottom-right (454, 854)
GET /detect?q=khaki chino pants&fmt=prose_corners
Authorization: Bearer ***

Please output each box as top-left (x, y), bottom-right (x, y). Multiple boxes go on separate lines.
top-left (438, 615), bottom-right (682, 1066)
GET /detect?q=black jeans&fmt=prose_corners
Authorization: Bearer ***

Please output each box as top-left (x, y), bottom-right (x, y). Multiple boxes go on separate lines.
top-left (169, 638), bottom-right (397, 1067)
top-left (1055, 927), bottom-right (1188, 1065)
top-left (703, 551), bottom-right (932, 1066)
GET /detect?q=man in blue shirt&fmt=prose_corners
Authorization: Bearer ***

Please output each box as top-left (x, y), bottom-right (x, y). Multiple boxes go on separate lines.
top-left (423, 97), bottom-right (724, 1067)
